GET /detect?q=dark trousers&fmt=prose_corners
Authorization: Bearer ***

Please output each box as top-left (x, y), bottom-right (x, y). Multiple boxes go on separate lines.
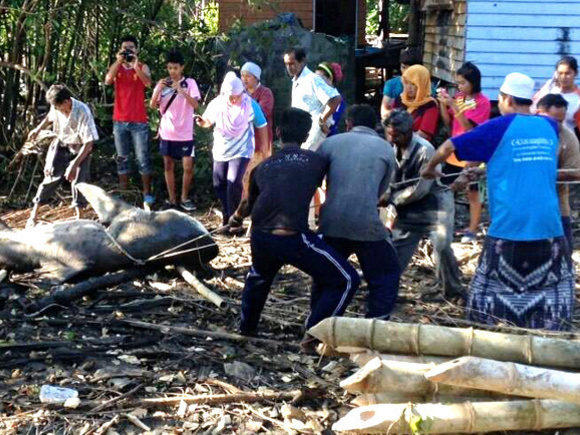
top-left (324, 236), bottom-right (400, 318)
top-left (562, 216), bottom-right (573, 252)
top-left (34, 140), bottom-right (90, 207)
top-left (213, 157), bottom-right (250, 224)
top-left (241, 230), bottom-right (360, 333)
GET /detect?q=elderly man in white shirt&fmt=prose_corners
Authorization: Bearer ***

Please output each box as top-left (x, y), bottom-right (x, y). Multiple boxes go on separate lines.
top-left (283, 47), bottom-right (342, 151)
top-left (27, 84), bottom-right (99, 227)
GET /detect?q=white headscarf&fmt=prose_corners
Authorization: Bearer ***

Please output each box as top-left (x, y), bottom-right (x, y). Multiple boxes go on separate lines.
top-left (220, 71), bottom-right (244, 96)
top-left (241, 62), bottom-right (262, 81)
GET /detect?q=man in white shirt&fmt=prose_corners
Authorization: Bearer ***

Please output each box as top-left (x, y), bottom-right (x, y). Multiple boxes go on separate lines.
top-left (283, 47), bottom-right (342, 151)
top-left (27, 84), bottom-right (98, 227)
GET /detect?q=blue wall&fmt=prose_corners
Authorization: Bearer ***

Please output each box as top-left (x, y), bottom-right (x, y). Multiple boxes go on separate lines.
top-left (465, 0), bottom-right (580, 99)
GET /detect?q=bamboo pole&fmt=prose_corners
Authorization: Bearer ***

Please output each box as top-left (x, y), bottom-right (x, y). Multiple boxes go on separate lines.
top-left (352, 393), bottom-right (504, 407)
top-left (350, 351), bottom-right (449, 368)
top-left (426, 356), bottom-right (580, 404)
top-left (340, 357), bottom-right (501, 398)
top-left (332, 400), bottom-right (580, 433)
top-left (308, 317), bottom-right (580, 369)
top-left (175, 266), bottom-right (226, 309)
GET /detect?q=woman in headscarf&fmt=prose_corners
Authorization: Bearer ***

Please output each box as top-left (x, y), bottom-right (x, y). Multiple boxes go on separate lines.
top-left (240, 61), bottom-right (274, 156)
top-left (196, 72), bottom-right (269, 229)
top-left (393, 64), bottom-right (439, 142)
top-left (315, 62), bottom-right (346, 137)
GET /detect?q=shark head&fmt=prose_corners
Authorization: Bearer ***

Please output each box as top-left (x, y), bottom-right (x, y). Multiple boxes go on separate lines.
top-left (75, 183), bottom-right (137, 225)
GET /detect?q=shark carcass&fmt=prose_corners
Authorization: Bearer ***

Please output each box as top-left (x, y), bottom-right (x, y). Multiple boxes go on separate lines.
top-left (0, 183), bottom-right (218, 282)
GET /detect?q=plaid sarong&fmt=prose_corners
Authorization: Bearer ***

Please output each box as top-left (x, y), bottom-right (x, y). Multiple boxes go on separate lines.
top-left (467, 236), bottom-right (574, 331)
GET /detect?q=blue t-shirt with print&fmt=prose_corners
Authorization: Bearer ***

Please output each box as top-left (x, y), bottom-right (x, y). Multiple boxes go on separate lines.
top-left (451, 114), bottom-right (562, 241)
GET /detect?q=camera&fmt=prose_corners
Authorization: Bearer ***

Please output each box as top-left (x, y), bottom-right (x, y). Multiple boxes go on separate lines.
top-left (120, 49), bottom-right (135, 62)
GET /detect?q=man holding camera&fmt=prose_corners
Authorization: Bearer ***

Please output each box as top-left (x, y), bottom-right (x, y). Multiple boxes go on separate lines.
top-left (105, 35), bottom-right (154, 206)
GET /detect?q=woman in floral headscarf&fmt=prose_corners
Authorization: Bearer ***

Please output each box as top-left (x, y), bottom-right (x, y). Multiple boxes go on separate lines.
top-left (196, 72), bottom-right (269, 228)
top-left (393, 64), bottom-right (439, 141)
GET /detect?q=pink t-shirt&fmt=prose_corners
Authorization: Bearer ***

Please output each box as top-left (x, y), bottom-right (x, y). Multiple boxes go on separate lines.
top-left (449, 92), bottom-right (491, 137)
top-left (155, 77), bottom-right (201, 141)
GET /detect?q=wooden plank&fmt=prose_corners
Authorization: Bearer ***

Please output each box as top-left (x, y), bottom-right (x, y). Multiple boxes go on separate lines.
top-left (466, 39), bottom-right (580, 53)
top-left (464, 52), bottom-right (561, 66)
top-left (429, 66), bottom-right (456, 83)
top-left (468, 14), bottom-right (580, 27)
top-left (426, 12), bottom-right (466, 26)
top-left (469, 1), bottom-right (580, 14)
top-left (425, 25), bottom-right (465, 37)
top-left (466, 27), bottom-right (580, 41)
top-left (425, 35), bottom-right (465, 51)
top-left (477, 63), bottom-right (558, 79)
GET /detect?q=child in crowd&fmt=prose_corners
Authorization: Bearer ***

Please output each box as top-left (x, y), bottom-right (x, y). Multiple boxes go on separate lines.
top-left (438, 62), bottom-right (491, 242)
top-left (151, 50), bottom-right (201, 211)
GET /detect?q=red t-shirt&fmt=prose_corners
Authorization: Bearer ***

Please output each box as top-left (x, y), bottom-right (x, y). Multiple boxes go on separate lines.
top-left (393, 98), bottom-right (439, 142)
top-left (113, 64), bottom-right (148, 123)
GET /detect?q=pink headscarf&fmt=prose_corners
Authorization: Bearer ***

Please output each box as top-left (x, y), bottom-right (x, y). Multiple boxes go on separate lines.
top-left (214, 72), bottom-right (253, 138)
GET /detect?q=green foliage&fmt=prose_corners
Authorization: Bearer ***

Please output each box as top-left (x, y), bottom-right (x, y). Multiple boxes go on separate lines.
top-left (366, 0), bottom-right (410, 35)
top-left (0, 0), bottom-right (221, 152)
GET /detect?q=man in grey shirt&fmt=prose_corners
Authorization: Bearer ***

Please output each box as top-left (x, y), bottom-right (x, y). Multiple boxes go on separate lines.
top-left (317, 104), bottom-right (400, 318)
top-left (383, 109), bottom-right (462, 298)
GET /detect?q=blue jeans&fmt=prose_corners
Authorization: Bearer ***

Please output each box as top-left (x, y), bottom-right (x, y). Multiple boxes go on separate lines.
top-left (323, 236), bottom-right (400, 318)
top-left (241, 231), bottom-right (360, 333)
top-left (113, 122), bottom-right (152, 175)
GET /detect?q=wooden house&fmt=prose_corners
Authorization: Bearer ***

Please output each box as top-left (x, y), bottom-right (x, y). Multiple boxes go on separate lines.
top-left (218, 0), bottom-right (367, 45)
top-left (422, 0), bottom-right (580, 98)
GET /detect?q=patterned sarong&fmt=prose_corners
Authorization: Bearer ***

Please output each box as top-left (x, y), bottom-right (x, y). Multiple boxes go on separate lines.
top-left (467, 236), bottom-right (574, 331)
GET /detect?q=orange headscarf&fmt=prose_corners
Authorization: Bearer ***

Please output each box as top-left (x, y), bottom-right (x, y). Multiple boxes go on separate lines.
top-left (401, 64), bottom-right (435, 113)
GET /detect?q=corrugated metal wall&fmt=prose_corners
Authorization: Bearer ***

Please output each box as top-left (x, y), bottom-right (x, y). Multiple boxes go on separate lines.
top-left (464, 0), bottom-right (580, 99)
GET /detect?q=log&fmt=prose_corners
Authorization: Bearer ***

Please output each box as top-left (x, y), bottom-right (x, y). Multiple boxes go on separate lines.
top-left (351, 352), bottom-right (449, 368)
top-left (340, 357), bottom-right (501, 398)
top-left (122, 389), bottom-right (320, 408)
top-left (175, 266), bottom-right (226, 309)
top-left (425, 356), bottom-right (580, 405)
top-left (332, 400), bottom-right (580, 433)
top-left (119, 319), bottom-right (301, 350)
top-left (28, 267), bottom-right (152, 313)
top-left (308, 317), bottom-right (580, 369)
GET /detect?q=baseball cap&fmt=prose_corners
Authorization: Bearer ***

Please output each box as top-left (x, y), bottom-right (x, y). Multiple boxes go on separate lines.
top-left (500, 72), bottom-right (535, 100)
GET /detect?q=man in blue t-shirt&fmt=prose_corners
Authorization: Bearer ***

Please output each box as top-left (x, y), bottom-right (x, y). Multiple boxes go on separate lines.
top-left (421, 72), bottom-right (580, 331)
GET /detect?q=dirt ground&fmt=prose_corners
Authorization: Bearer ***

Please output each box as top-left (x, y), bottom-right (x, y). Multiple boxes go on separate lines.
top-left (1, 196), bottom-right (580, 434)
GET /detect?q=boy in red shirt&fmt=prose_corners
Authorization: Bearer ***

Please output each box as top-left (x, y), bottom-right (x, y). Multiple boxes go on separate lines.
top-left (105, 35), bottom-right (154, 206)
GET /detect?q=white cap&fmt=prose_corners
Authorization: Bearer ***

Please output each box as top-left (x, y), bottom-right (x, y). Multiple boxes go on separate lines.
top-left (500, 72), bottom-right (535, 100)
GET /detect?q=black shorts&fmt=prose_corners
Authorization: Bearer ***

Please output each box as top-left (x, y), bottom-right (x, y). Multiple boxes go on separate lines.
top-left (160, 139), bottom-right (195, 159)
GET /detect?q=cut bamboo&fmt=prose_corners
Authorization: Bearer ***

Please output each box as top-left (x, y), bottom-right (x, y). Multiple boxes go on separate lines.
top-left (308, 317), bottom-right (580, 369)
top-left (350, 351), bottom-right (449, 368)
top-left (332, 400), bottom-right (580, 433)
top-left (425, 356), bottom-right (580, 404)
top-left (352, 393), bottom-right (504, 407)
top-left (341, 357), bottom-right (500, 398)
top-left (175, 266), bottom-right (226, 309)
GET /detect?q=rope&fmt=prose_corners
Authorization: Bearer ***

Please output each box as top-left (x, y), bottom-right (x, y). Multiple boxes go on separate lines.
top-left (103, 225), bottom-right (228, 266)
top-left (391, 167), bottom-right (580, 189)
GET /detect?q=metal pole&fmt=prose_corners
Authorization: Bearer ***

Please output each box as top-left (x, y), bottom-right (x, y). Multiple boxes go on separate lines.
top-left (312, 0), bottom-right (316, 31)
top-left (355, 0), bottom-right (359, 47)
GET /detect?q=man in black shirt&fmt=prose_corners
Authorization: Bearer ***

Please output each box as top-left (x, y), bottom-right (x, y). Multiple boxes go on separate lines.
top-left (229, 108), bottom-right (360, 339)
